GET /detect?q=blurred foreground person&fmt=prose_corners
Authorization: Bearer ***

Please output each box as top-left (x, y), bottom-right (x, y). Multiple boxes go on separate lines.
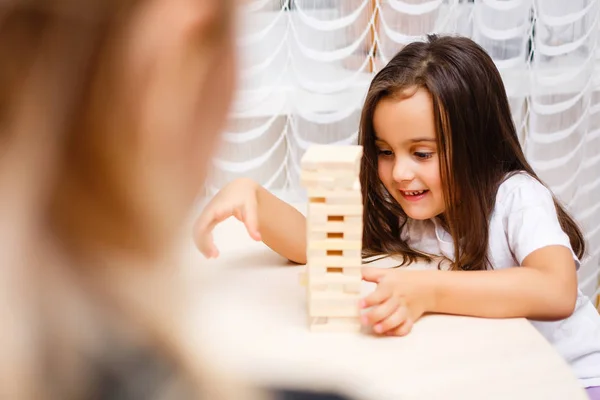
top-left (0, 0), bottom-right (359, 398)
top-left (0, 0), bottom-right (247, 398)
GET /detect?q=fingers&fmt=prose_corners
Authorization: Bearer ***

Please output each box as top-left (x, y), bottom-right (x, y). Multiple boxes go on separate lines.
top-left (193, 207), bottom-right (233, 258)
top-left (387, 318), bottom-right (413, 336)
top-left (359, 268), bottom-right (419, 336)
top-left (240, 200), bottom-right (261, 241)
top-left (361, 267), bottom-right (388, 283)
top-left (194, 198), bottom-right (262, 258)
top-left (374, 305), bottom-right (408, 334)
top-left (360, 283), bottom-right (391, 309)
top-left (361, 296), bottom-right (400, 328)
top-left (362, 300), bottom-right (413, 336)
top-left (226, 199), bottom-right (260, 242)
top-left (193, 227), bottom-right (218, 259)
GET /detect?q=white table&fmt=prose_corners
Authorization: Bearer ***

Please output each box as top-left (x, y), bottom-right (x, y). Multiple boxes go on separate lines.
top-left (182, 215), bottom-right (588, 400)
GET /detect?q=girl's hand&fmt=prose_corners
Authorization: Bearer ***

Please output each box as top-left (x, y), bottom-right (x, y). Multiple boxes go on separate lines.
top-left (360, 267), bottom-right (436, 336)
top-left (194, 178), bottom-right (262, 258)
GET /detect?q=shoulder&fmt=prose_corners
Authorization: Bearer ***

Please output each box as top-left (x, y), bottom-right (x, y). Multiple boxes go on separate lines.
top-left (495, 171), bottom-right (555, 213)
top-left (492, 171), bottom-right (577, 266)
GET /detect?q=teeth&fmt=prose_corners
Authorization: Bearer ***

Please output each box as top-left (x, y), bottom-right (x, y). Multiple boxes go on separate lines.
top-left (404, 190), bottom-right (425, 196)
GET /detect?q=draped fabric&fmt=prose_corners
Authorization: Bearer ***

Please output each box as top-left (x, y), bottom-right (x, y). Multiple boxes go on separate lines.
top-left (206, 0), bottom-right (600, 303)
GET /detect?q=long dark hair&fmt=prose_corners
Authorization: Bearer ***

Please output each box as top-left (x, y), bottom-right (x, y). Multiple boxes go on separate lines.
top-left (359, 34), bottom-right (585, 270)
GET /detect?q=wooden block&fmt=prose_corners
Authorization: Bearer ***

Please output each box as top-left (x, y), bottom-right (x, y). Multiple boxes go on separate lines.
top-left (341, 269), bottom-right (361, 294)
top-left (301, 174), bottom-right (358, 190)
top-left (308, 268), bottom-right (362, 294)
top-left (300, 145), bottom-right (363, 171)
top-left (307, 212), bottom-right (327, 225)
top-left (308, 195), bottom-right (362, 206)
top-left (310, 288), bottom-right (360, 299)
top-left (306, 161), bottom-right (361, 177)
top-left (308, 268), bottom-right (361, 284)
top-left (304, 271), bottom-right (360, 293)
top-left (307, 248), bottom-right (362, 258)
top-left (327, 231), bottom-right (362, 241)
top-left (309, 220), bottom-right (362, 234)
top-left (306, 265), bottom-right (361, 279)
top-left (341, 215), bottom-right (362, 225)
top-left (343, 266), bottom-right (361, 277)
top-left (309, 298), bottom-right (360, 317)
top-left (324, 232), bottom-right (352, 240)
top-left (342, 249), bottom-right (361, 258)
top-left (306, 279), bottom-right (360, 294)
top-left (306, 185), bottom-right (362, 204)
top-left (305, 265), bottom-right (327, 278)
top-left (307, 258), bottom-right (362, 269)
top-left (310, 282), bottom-right (344, 292)
top-left (308, 316), bottom-right (361, 333)
top-left (307, 231), bottom-right (328, 241)
top-left (307, 216), bottom-right (363, 232)
top-left (306, 252), bottom-right (362, 265)
top-left (299, 272), bottom-right (307, 286)
top-left (307, 274), bottom-right (360, 292)
top-left (307, 238), bottom-right (362, 251)
top-left (301, 169), bottom-right (357, 182)
top-left (306, 232), bottom-right (362, 245)
top-left (344, 282), bottom-right (361, 294)
top-left (308, 203), bottom-right (363, 218)
top-left (307, 180), bottom-right (361, 195)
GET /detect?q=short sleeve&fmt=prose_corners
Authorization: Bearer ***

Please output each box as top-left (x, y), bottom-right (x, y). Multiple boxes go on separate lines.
top-left (500, 174), bottom-right (580, 269)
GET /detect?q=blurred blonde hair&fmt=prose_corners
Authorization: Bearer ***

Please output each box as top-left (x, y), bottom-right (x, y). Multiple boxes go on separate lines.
top-left (0, 1), bottom-right (256, 399)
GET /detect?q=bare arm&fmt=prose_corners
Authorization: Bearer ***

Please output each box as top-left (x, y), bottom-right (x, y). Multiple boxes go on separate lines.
top-left (255, 185), bottom-right (307, 264)
top-left (430, 245), bottom-right (578, 320)
top-left (194, 178), bottom-right (307, 264)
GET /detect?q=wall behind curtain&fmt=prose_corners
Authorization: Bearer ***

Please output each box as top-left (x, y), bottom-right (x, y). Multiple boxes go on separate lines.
top-left (205, 0), bottom-right (600, 304)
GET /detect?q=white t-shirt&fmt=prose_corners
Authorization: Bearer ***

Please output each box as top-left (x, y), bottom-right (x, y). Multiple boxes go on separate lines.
top-left (401, 172), bottom-right (600, 388)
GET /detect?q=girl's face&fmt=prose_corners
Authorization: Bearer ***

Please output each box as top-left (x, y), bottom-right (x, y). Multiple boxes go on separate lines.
top-left (373, 87), bottom-right (446, 220)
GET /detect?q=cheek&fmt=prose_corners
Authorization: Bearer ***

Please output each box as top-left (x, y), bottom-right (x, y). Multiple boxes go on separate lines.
top-left (427, 160), bottom-right (442, 189)
top-left (428, 161), bottom-right (445, 207)
top-left (377, 159), bottom-right (392, 185)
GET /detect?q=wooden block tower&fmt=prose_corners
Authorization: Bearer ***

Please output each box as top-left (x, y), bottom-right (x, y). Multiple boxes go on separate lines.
top-left (300, 144), bottom-right (364, 332)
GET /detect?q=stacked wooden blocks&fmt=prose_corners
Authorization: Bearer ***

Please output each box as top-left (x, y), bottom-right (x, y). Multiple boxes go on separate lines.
top-left (300, 144), bottom-right (364, 332)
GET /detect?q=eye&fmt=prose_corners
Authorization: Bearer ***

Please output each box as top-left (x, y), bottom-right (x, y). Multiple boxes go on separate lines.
top-left (377, 149), bottom-right (393, 157)
top-left (414, 151), bottom-right (433, 160)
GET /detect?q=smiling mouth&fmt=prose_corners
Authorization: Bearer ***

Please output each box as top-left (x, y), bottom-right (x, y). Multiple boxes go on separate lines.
top-left (399, 189), bottom-right (429, 201)
top-left (400, 190), bottom-right (428, 196)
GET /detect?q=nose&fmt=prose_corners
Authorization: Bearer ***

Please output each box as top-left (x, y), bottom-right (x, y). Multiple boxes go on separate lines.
top-left (392, 157), bottom-right (415, 183)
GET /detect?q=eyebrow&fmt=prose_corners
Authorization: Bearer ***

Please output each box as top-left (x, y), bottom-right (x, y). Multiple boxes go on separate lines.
top-left (406, 138), bottom-right (436, 143)
top-left (374, 136), bottom-right (436, 144)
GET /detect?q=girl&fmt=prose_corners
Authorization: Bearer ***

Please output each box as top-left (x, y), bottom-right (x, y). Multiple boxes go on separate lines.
top-left (195, 35), bottom-right (600, 396)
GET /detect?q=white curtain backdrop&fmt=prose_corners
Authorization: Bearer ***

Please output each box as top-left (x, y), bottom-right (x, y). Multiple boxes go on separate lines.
top-left (206, 0), bottom-right (600, 303)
